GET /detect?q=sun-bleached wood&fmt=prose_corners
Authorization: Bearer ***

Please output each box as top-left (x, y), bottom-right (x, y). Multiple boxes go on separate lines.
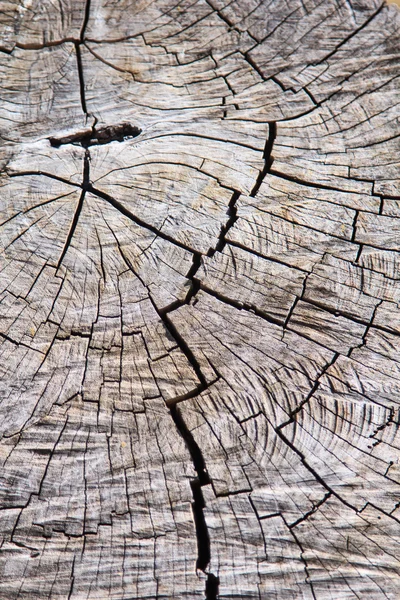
top-left (1, 0), bottom-right (400, 598)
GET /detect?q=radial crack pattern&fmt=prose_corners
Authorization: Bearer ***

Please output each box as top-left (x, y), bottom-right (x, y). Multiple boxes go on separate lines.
top-left (1, 0), bottom-right (400, 598)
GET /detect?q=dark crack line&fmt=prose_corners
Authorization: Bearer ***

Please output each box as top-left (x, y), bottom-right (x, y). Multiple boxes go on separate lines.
top-left (80, 0), bottom-right (92, 42)
top-left (204, 0), bottom-right (234, 29)
top-left (0, 189), bottom-right (79, 229)
top-left (249, 122), bottom-right (276, 197)
top-left (194, 283), bottom-right (345, 356)
top-left (275, 423), bottom-right (358, 513)
top-left (184, 253), bottom-right (202, 306)
top-left (5, 3), bottom-right (397, 598)
top-left (347, 299), bottom-right (383, 358)
top-left (285, 522), bottom-right (317, 600)
top-left (0, 331), bottom-right (45, 354)
top-left (293, 296), bottom-right (373, 328)
top-left (313, 2), bottom-right (385, 67)
top-left (15, 38), bottom-right (80, 50)
top-left (198, 281), bottom-right (284, 327)
top-left (56, 151), bottom-right (90, 269)
top-left (289, 492), bottom-right (332, 528)
top-left (227, 238), bottom-right (309, 272)
top-left (269, 167), bottom-right (374, 196)
top-left (100, 210), bottom-right (215, 404)
top-left (88, 184), bottom-right (205, 255)
top-left (278, 353), bottom-right (340, 430)
top-left (57, 188), bottom-right (85, 268)
top-left (7, 170), bottom-right (81, 188)
top-left (169, 405), bottom-right (219, 600)
top-left (243, 52), bottom-right (267, 82)
top-left (209, 190), bottom-right (240, 258)
top-left (75, 42), bottom-right (88, 115)
top-left (71, 0), bottom-right (92, 119)
top-left (162, 313), bottom-right (209, 391)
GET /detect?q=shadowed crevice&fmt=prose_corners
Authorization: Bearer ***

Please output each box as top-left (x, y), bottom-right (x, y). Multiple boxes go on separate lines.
top-left (205, 573), bottom-right (220, 600)
top-left (250, 122), bottom-right (276, 197)
top-left (49, 123), bottom-right (142, 148)
top-left (169, 405), bottom-right (220, 599)
top-left (80, 0), bottom-right (92, 42)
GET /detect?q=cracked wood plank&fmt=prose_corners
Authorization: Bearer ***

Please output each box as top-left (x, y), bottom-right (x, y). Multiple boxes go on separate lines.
top-left (1, 0), bottom-right (400, 598)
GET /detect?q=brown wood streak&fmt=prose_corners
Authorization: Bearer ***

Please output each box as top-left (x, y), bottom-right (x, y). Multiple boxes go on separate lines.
top-left (0, 0), bottom-right (400, 598)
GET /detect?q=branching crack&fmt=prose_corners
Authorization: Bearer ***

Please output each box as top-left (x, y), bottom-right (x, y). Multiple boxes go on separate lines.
top-left (4, 0), bottom-right (399, 597)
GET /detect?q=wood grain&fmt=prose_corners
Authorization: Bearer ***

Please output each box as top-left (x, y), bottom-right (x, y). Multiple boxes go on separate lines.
top-left (1, 0), bottom-right (400, 598)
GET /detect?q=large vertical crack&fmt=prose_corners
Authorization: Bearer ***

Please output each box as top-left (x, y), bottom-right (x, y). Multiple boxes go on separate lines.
top-left (75, 0), bottom-right (91, 118)
top-left (169, 405), bottom-right (219, 599)
top-left (89, 152), bottom-right (220, 597)
top-left (75, 42), bottom-right (88, 116)
top-left (41, 77), bottom-right (275, 600)
top-left (80, 0), bottom-right (92, 42)
top-left (163, 125), bottom-right (277, 597)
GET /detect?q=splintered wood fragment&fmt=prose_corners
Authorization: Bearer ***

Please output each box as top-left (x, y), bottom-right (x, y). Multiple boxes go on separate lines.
top-left (1, 0), bottom-right (400, 598)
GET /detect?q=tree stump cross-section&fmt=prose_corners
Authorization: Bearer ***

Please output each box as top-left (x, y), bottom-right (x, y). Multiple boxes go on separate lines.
top-left (1, 0), bottom-right (400, 598)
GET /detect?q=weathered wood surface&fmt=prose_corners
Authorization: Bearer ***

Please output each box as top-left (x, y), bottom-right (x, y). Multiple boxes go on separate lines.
top-left (1, 0), bottom-right (400, 598)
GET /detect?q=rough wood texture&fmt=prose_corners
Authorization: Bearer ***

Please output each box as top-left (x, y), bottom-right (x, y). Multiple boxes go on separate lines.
top-left (1, 0), bottom-right (400, 598)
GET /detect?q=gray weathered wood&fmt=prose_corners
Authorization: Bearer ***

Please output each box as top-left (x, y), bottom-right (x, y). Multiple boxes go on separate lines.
top-left (1, 0), bottom-right (400, 598)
